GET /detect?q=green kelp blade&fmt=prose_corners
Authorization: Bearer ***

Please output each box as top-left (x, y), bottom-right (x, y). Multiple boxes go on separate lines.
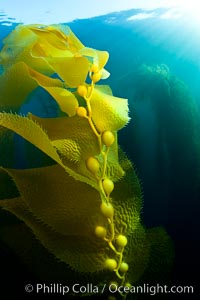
top-left (0, 195), bottom-right (107, 273)
top-left (0, 220), bottom-right (109, 287)
top-left (0, 126), bottom-right (15, 168)
top-left (0, 164), bottom-right (104, 238)
top-left (0, 167), bottom-right (19, 199)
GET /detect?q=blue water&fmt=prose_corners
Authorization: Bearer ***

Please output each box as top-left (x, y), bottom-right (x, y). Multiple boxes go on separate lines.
top-left (1, 7), bottom-right (200, 298)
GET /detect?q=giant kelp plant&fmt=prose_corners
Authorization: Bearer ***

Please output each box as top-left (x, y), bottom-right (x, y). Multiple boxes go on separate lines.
top-left (0, 25), bottom-right (173, 299)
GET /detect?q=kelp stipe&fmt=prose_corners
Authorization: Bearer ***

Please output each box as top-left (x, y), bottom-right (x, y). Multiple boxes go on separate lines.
top-left (0, 25), bottom-right (173, 299)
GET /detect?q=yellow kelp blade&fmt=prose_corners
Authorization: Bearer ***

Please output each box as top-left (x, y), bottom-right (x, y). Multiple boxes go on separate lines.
top-left (95, 49), bottom-right (109, 70)
top-left (0, 153), bottom-right (149, 281)
top-left (32, 40), bottom-right (73, 58)
top-left (28, 113), bottom-right (103, 179)
top-left (0, 164), bottom-right (104, 237)
top-left (104, 132), bottom-right (123, 181)
top-left (95, 84), bottom-right (113, 95)
top-left (79, 47), bottom-right (109, 70)
top-left (29, 27), bottom-right (77, 58)
top-left (0, 113), bottom-right (62, 165)
top-left (0, 61), bottom-right (62, 110)
top-left (28, 114), bottom-right (124, 182)
top-left (101, 68), bottom-right (110, 79)
top-left (41, 87), bottom-right (78, 116)
top-left (51, 139), bottom-right (81, 163)
top-left (0, 62), bottom-right (38, 110)
top-left (28, 114), bottom-right (99, 155)
top-left (47, 56), bottom-right (90, 88)
top-left (0, 60), bottom-right (78, 116)
top-left (0, 25), bottom-right (37, 68)
top-left (27, 25), bottom-right (69, 50)
top-left (27, 63), bottom-right (63, 87)
top-left (52, 24), bottom-right (85, 52)
top-left (0, 29), bottom-right (54, 75)
top-left (0, 112), bottom-right (99, 188)
top-left (2, 25), bottom-right (35, 47)
top-left (0, 151), bottom-right (151, 283)
top-left (90, 88), bottom-right (130, 132)
top-left (28, 24), bottom-right (84, 53)
top-left (27, 65), bottom-right (79, 115)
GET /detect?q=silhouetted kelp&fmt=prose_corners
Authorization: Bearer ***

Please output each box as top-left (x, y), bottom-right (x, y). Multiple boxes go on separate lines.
top-left (0, 26), bottom-right (173, 299)
top-left (133, 63), bottom-right (200, 231)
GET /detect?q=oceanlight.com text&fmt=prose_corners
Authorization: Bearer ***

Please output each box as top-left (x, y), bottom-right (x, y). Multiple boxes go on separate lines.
top-left (108, 283), bottom-right (194, 295)
top-left (24, 283), bottom-right (194, 296)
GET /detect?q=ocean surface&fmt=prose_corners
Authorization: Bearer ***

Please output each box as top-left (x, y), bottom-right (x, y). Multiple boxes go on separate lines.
top-left (0, 7), bottom-right (200, 299)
